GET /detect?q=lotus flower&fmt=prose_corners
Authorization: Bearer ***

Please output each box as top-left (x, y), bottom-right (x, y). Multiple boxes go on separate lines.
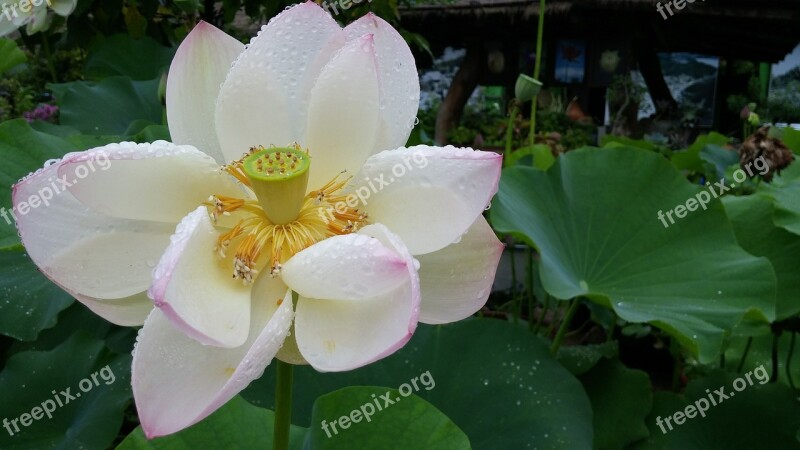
top-left (0, 0), bottom-right (77, 37)
top-left (13, 2), bottom-right (503, 438)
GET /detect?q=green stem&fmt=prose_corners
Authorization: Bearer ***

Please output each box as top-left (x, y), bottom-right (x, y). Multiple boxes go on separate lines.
top-left (606, 313), bottom-right (616, 342)
top-left (550, 298), bottom-right (580, 354)
top-left (787, 332), bottom-right (797, 390)
top-left (771, 332), bottom-right (780, 383)
top-left (528, 0), bottom-right (546, 149)
top-left (273, 360), bottom-right (294, 450)
top-left (505, 103), bottom-right (519, 161)
top-left (670, 339), bottom-right (683, 391)
top-left (508, 240), bottom-right (517, 304)
top-left (736, 337), bottom-right (753, 373)
top-left (544, 300), bottom-right (561, 338)
top-left (40, 32), bottom-right (57, 84)
top-left (525, 248), bottom-right (535, 326)
top-left (534, 294), bottom-right (549, 334)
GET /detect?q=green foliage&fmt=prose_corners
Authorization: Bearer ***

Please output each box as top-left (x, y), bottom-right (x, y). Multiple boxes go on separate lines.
top-left (491, 147), bottom-right (775, 363)
top-left (307, 387), bottom-right (470, 449)
top-left (634, 370), bottom-right (800, 449)
top-left (0, 39), bottom-right (27, 75)
top-left (724, 195), bottom-right (800, 320)
top-left (117, 397), bottom-right (308, 450)
top-left (84, 35), bottom-right (176, 81)
top-left (50, 77), bottom-right (163, 135)
top-left (0, 333), bottom-right (132, 449)
top-left (580, 359), bottom-right (653, 449)
top-left (0, 246), bottom-right (74, 341)
top-left (243, 320), bottom-right (595, 449)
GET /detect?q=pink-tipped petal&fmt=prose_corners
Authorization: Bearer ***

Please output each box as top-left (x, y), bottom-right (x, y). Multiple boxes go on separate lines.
top-left (167, 21), bottom-right (244, 163)
top-left (344, 14), bottom-right (420, 151)
top-left (60, 141), bottom-right (242, 223)
top-left (133, 279), bottom-right (293, 438)
top-left (304, 34), bottom-right (381, 189)
top-left (417, 216), bottom-right (503, 324)
top-left (149, 207), bottom-right (251, 348)
top-left (350, 145), bottom-right (503, 255)
top-left (214, 2), bottom-right (345, 162)
top-left (281, 233), bottom-right (409, 301)
top-left (290, 224), bottom-right (420, 372)
top-left (13, 151), bottom-right (178, 317)
top-left (47, 278), bottom-right (153, 326)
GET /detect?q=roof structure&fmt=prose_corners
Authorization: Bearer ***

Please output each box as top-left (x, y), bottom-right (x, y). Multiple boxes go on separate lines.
top-left (400, 0), bottom-right (800, 62)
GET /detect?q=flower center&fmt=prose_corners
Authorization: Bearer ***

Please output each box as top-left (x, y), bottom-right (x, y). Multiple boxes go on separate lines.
top-left (207, 144), bottom-right (369, 284)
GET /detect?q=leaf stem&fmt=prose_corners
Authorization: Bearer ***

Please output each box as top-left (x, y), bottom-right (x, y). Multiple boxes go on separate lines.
top-left (525, 248), bottom-right (535, 327)
top-left (534, 294), bottom-right (549, 334)
top-left (273, 360), bottom-right (294, 450)
top-left (787, 332), bottom-right (797, 390)
top-left (40, 32), bottom-right (57, 84)
top-left (505, 103), bottom-right (519, 164)
top-left (772, 332), bottom-right (780, 383)
top-left (736, 337), bottom-right (753, 373)
top-left (550, 298), bottom-right (580, 354)
top-left (528, 0), bottom-right (546, 148)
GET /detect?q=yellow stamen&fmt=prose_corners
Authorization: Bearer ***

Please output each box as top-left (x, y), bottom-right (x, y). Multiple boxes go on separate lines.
top-left (209, 166), bottom-right (369, 285)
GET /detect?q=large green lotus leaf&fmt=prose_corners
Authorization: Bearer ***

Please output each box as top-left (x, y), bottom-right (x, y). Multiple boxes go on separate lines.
top-left (243, 320), bottom-right (594, 449)
top-left (700, 144), bottom-right (740, 182)
top-left (756, 163), bottom-right (800, 235)
top-left (780, 127), bottom-right (800, 154)
top-left (579, 359), bottom-right (653, 449)
top-left (116, 396), bottom-right (307, 450)
top-left (0, 38), bottom-right (27, 75)
top-left (601, 135), bottom-right (661, 152)
top-left (491, 147), bottom-right (775, 363)
top-left (85, 34), bottom-right (176, 81)
top-left (0, 332), bottom-right (132, 450)
top-left (671, 132), bottom-right (730, 173)
top-left (632, 370), bottom-right (800, 449)
top-left (0, 245), bottom-right (73, 341)
top-left (723, 195), bottom-right (800, 319)
top-left (0, 120), bottom-right (78, 248)
top-left (306, 387), bottom-right (470, 449)
top-left (50, 77), bottom-right (163, 135)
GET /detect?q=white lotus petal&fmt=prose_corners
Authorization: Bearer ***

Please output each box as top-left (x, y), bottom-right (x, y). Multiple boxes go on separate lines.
top-left (281, 233), bottom-right (409, 301)
top-left (344, 14), bottom-right (420, 150)
top-left (149, 207), bottom-right (251, 348)
top-left (215, 2), bottom-right (345, 162)
top-left (167, 21), bottom-right (244, 163)
top-left (417, 216), bottom-right (503, 324)
top-left (133, 282), bottom-right (293, 438)
top-left (50, 0), bottom-right (77, 16)
top-left (304, 34), bottom-right (381, 189)
top-left (350, 145), bottom-right (502, 255)
top-left (292, 224), bottom-right (419, 372)
top-left (60, 141), bottom-right (242, 223)
top-left (13, 153), bottom-right (177, 303)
